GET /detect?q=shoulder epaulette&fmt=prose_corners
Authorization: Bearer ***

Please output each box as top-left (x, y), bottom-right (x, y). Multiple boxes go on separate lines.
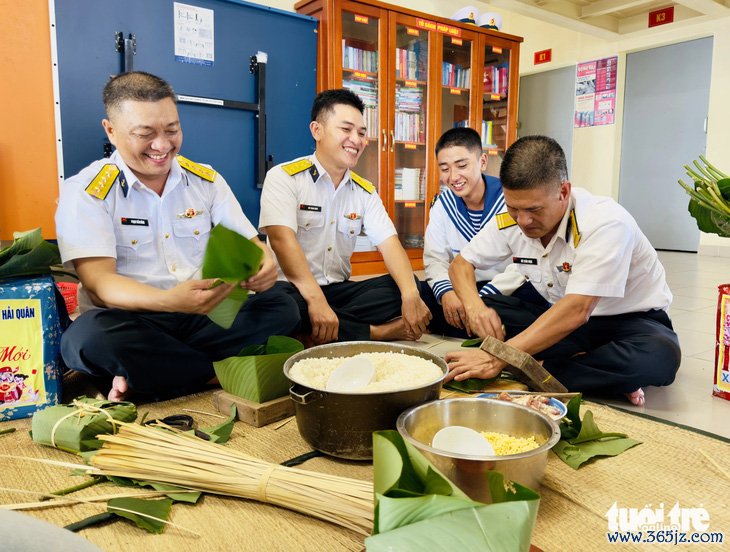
top-left (429, 192), bottom-right (440, 209)
top-left (281, 158), bottom-right (313, 176)
top-left (569, 209), bottom-right (581, 247)
top-left (177, 155), bottom-right (216, 182)
top-left (85, 164), bottom-right (120, 200)
top-left (350, 171), bottom-right (375, 194)
top-left (495, 212), bottom-right (517, 230)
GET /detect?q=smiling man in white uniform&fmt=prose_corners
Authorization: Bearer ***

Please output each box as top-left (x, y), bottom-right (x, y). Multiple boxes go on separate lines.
top-left (445, 135), bottom-right (681, 406)
top-left (259, 89), bottom-right (431, 344)
top-left (56, 72), bottom-right (300, 401)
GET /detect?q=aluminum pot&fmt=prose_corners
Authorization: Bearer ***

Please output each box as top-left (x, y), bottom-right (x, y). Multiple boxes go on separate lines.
top-left (284, 341), bottom-right (448, 460)
top-left (397, 398), bottom-right (560, 502)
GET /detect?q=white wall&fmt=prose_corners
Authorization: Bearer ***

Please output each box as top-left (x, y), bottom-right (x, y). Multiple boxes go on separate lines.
top-left (270, 1), bottom-right (730, 252)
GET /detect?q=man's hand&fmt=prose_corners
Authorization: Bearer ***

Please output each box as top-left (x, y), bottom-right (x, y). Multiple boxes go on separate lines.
top-left (444, 348), bottom-right (506, 382)
top-left (440, 290), bottom-right (467, 330)
top-left (308, 298), bottom-right (339, 344)
top-left (242, 253), bottom-right (277, 293)
top-left (401, 293), bottom-right (431, 339)
top-left (164, 278), bottom-right (236, 314)
top-left (463, 301), bottom-right (505, 340)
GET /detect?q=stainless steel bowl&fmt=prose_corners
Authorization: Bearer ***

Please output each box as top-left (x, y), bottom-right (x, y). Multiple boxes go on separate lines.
top-left (284, 341), bottom-right (448, 460)
top-left (397, 398), bottom-right (560, 502)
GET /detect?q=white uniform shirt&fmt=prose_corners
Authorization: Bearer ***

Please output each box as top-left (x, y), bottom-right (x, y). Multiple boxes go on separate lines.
top-left (258, 154), bottom-right (396, 285)
top-left (424, 176), bottom-right (513, 302)
top-left (56, 151), bottom-right (257, 308)
top-left (460, 187), bottom-right (672, 315)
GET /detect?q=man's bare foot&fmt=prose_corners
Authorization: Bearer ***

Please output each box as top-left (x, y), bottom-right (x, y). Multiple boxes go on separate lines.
top-left (626, 388), bottom-right (645, 406)
top-left (108, 375), bottom-right (129, 401)
top-left (371, 318), bottom-right (420, 341)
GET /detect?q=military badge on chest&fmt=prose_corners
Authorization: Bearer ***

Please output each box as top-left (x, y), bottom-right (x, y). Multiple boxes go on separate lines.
top-left (177, 208), bottom-right (203, 219)
top-left (344, 212), bottom-right (362, 221)
top-left (556, 262), bottom-right (572, 273)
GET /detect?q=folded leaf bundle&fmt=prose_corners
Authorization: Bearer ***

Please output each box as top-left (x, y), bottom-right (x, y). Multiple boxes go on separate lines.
top-left (201, 224), bottom-right (264, 328)
top-left (0, 228), bottom-right (61, 279)
top-left (214, 336), bottom-right (304, 402)
top-left (84, 421), bottom-right (373, 535)
top-left (31, 397), bottom-right (137, 454)
top-left (678, 156), bottom-right (730, 237)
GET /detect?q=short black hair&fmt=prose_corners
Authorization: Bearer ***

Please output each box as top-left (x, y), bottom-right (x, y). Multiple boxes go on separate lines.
top-left (435, 127), bottom-right (483, 156)
top-left (103, 71), bottom-right (176, 117)
top-left (500, 135), bottom-right (569, 191)
top-left (311, 88), bottom-right (364, 122)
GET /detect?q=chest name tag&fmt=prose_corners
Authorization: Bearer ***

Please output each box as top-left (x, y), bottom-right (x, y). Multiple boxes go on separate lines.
top-left (120, 217), bottom-right (149, 226)
top-left (299, 204), bottom-right (322, 212)
top-left (512, 256), bottom-right (537, 265)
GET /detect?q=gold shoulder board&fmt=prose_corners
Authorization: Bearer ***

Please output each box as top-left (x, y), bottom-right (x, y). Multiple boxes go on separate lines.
top-left (496, 212), bottom-right (517, 230)
top-left (177, 155), bottom-right (217, 182)
top-left (281, 158), bottom-right (313, 176)
top-left (350, 171), bottom-right (375, 194)
top-left (85, 164), bottom-right (120, 200)
top-left (569, 209), bottom-right (581, 247)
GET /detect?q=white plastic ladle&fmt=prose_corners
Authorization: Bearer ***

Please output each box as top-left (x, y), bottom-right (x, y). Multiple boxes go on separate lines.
top-left (326, 356), bottom-right (376, 392)
top-left (431, 425), bottom-right (495, 456)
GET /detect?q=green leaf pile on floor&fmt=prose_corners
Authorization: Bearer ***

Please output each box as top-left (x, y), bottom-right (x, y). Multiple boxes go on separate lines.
top-left (0, 228), bottom-right (61, 278)
top-left (552, 395), bottom-right (641, 469)
top-left (202, 224), bottom-right (263, 328)
top-left (366, 430), bottom-right (539, 551)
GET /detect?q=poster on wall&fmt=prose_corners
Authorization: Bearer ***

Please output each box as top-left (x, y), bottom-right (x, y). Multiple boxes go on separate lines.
top-left (574, 56), bottom-right (617, 128)
top-left (174, 2), bottom-right (215, 67)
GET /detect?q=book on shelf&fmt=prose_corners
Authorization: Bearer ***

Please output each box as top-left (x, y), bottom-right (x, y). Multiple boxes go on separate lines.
top-left (342, 39), bottom-right (378, 73)
top-left (481, 120), bottom-right (494, 147)
top-left (395, 39), bottom-right (425, 80)
top-left (442, 62), bottom-right (470, 88)
top-left (483, 63), bottom-right (508, 96)
top-left (344, 78), bottom-right (379, 139)
top-left (394, 167), bottom-right (425, 200)
top-left (395, 84), bottom-right (425, 142)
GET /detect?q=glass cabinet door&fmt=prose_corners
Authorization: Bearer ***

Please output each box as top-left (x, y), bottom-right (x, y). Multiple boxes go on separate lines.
top-left (440, 34), bottom-right (474, 135)
top-left (340, 9), bottom-right (382, 192)
top-left (481, 42), bottom-right (512, 175)
top-left (391, 19), bottom-right (429, 251)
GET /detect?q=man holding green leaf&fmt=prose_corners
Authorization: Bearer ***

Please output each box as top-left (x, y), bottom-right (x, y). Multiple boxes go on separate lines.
top-left (260, 89), bottom-right (431, 344)
top-left (446, 136), bottom-right (681, 406)
top-left (55, 72), bottom-right (300, 401)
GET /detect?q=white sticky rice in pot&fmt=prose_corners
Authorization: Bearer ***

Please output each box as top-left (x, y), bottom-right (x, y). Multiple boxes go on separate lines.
top-left (288, 352), bottom-right (444, 393)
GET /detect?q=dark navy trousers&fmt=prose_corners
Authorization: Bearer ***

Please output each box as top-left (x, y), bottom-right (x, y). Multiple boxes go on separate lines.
top-left (483, 284), bottom-right (681, 394)
top-left (61, 289), bottom-right (301, 399)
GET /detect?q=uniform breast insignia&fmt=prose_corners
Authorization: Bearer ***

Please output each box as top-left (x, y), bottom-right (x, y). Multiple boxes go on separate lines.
top-left (344, 212), bottom-right (362, 220)
top-left (85, 164), bottom-right (120, 200)
top-left (496, 212), bottom-right (517, 230)
top-left (281, 158), bottom-right (313, 176)
top-left (569, 209), bottom-right (581, 247)
top-left (557, 261), bottom-right (572, 273)
top-left (177, 155), bottom-right (217, 182)
top-left (350, 171), bottom-right (375, 194)
top-left (177, 208), bottom-right (203, 219)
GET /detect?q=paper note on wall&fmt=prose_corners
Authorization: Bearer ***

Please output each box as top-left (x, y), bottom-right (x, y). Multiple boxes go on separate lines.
top-left (174, 2), bottom-right (215, 67)
top-left (0, 299), bottom-right (45, 407)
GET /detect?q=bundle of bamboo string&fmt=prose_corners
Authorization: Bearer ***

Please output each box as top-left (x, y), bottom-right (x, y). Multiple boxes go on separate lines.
top-left (85, 421), bottom-right (374, 535)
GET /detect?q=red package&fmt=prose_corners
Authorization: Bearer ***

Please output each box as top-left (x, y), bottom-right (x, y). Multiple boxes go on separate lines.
top-left (713, 283), bottom-right (730, 401)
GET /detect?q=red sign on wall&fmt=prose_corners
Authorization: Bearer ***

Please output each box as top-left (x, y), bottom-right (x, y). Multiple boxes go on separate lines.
top-left (648, 6), bottom-right (674, 27)
top-left (534, 49), bottom-right (552, 65)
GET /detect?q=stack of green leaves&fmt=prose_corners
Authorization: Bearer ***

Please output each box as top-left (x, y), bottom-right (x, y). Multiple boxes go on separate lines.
top-left (0, 228), bottom-right (61, 279)
top-left (201, 224), bottom-right (264, 328)
top-left (678, 155), bottom-right (730, 237)
top-left (214, 336), bottom-right (303, 403)
top-left (366, 430), bottom-right (540, 551)
top-left (552, 396), bottom-right (641, 469)
top-left (442, 337), bottom-right (512, 393)
top-left (31, 397), bottom-right (137, 454)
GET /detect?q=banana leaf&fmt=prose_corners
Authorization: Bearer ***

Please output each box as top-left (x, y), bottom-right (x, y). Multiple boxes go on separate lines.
top-left (105, 476), bottom-right (202, 504)
top-left (213, 336), bottom-right (303, 402)
top-left (107, 497), bottom-right (173, 534)
top-left (31, 397), bottom-right (137, 453)
top-left (201, 224), bottom-right (264, 328)
top-left (679, 157), bottom-right (730, 237)
top-left (0, 228), bottom-right (61, 279)
top-left (552, 395), bottom-right (641, 469)
top-left (367, 430), bottom-right (539, 551)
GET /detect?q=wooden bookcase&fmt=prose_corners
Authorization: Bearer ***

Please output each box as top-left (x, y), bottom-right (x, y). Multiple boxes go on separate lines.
top-left (295, 0), bottom-right (523, 275)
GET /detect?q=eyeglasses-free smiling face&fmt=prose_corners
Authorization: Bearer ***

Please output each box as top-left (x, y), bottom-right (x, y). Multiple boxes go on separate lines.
top-left (310, 103), bottom-right (367, 182)
top-left (504, 181), bottom-right (571, 245)
top-left (102, 97), bottom-right (182, 191)
top-left (437, 145), bottom-right (488, 208)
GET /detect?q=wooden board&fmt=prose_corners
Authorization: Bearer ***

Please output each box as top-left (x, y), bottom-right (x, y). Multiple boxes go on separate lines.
top-left (212, 390), bottom-right (295, 427)
top-left (480, 336), bottom-right (568, 393)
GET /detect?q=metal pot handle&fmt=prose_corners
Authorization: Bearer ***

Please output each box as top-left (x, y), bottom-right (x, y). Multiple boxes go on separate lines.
top-left (289, 384), bottom-right (322, 405)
